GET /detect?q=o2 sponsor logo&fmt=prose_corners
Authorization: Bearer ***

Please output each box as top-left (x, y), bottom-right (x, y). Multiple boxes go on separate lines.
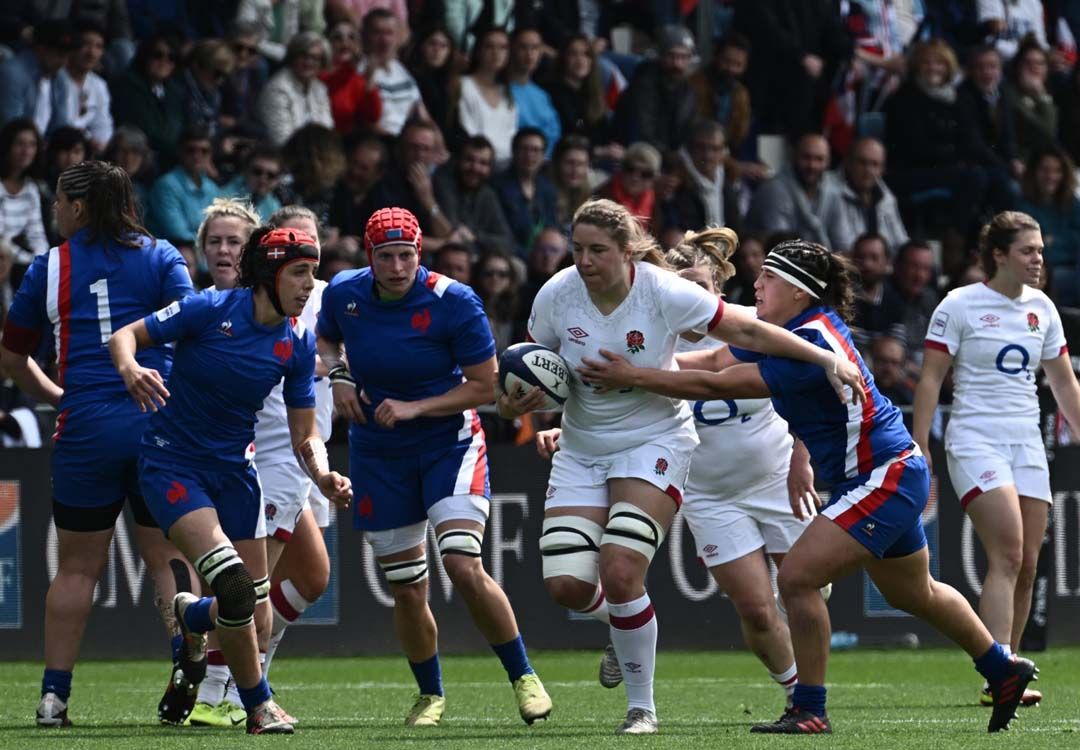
top-left (692, 399), bottom-right (751, 426)
top-left (995, 344), bottom-right (1031, 381)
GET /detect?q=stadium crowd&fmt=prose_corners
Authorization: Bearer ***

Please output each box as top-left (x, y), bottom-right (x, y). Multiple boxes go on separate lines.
top-left (1, 0), bottom-right (1079, 439)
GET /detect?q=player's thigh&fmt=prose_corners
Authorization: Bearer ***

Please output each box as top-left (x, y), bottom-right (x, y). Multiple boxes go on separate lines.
top-left (863, 545), bottom-right (935, 610)
top-left (780, 516), bottom-right (873, 590)
top-left (234, 537), bottom-right (268, 581)
top-left (1018, 496), bottom-right (1050, 570)
top-left (54, 526), bottom-right (115, 577)
top-left (966, 486), bottom-right (1024, 561)
top-left (708, 547), bottom-right (777, 613)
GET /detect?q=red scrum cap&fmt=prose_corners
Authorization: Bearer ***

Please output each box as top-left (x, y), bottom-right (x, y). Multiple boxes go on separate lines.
top-left (364, 207), bottom-right (422, 265)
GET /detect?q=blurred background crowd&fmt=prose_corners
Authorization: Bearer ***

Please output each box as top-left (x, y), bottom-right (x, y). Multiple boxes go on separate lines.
top-left (2, 0), bottom-right (1080, 444)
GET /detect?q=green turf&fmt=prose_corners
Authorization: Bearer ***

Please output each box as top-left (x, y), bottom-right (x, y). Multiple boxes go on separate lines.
top-left (3, 648), bottom-right (1079, 748)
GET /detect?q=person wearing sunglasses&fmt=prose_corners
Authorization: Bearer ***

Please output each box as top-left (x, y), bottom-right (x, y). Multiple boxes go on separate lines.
top-left (113, 33), bottom-right (186, 158)
top-left (147, 126), bottom-right (224, 248)
top-left (223, 145), bottom-right (284, 222)
top-left (595, 141), bottom-right (661, 230)
top-left (181, 40), bottom-right (237, 140)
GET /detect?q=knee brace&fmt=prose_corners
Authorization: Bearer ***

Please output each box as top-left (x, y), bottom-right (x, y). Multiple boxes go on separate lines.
top-left (437, 528), bottom-right (483, 558)
top-left (379, 555), bottom-right (428, 586)
top-left (253, 576), bottom-right (270, 606)
top-left (601, 502), bottom-right (665, 562)
top-left (196, 545), bottom-right (255, 630)
top-left (539, 516), bottom-right (602, 584)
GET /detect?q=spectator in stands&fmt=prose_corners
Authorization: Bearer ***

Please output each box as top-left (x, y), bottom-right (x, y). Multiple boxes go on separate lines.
top-left (688, 33), bottom-right (755, 173)
top-left (1006, 38), bottom-right (1058, 163)
top-left (317, 243), bottom-right (357, 281)
top-left (280, 124), bottom-right (344, 228)
top-left (519, 225), bottom-right (569, 315)
top-left (494, 128), bottom-right (558, 257)
top-left (473, 248), bottom-right (524, 352)
top-left (883, 39), bottom-right (988, 248)
top-left (329, 0), bottom-right (409, 30)
top-left (0, 119), bottom-right (48, 264)
top-left (445, 0), bottom-right (515, 55)
top-left (458, 27), bottom-right (517, 168)
top-left (406, 25), bottom-right (460, 144)
top-left (870, 335), bottom-right (914, 405)
top-left (237, 0), bottom-right (327, 63)
top-left (0, 238), bottom-right (14, 323)
top-left (824, 137), bottom-right (908, 254)
top-left (364, 119), bottom-right (451, 237)
top-left (1058, 64), bottom-right (1080, 169)
top-left (146, 126), bottom-right (222, 247)
top-left (977, 0), bottom-right (1048, 61)
top-left (733, 0), bottom-right (853, 136)
top-left (258, 32), bottom-right (334, 146)
top-left (507, 27), bottom-right (561, 160)
top-left (887, 239), bottom-right (941, 359)
top-left (543, 34), bottom-right (613, 147)
top-left (595, 141), bottom-right (661, 229)
top-left (433, 135), bottom-right (515, 254)
top-left (0, 19), bottom-right (74, 136)
top-left (103, 126), bottom-right (153, 211)
top-left (723, 232), bottom-right (765, 304)
top-left (666, 120), bottom-right (739, 235)
top-left (1017, 147), bottom-right (1080, 305)
top-left (41, 127), bottom-right (90, 244)
top-left (222, 22), bottom-right (269, 141)
top-left (320, 20), bottom-right (382, 137)
top-left (746, 133), bottom-right (837, 245)
top-left (851, 232), bottom-right (906, 351)
top-left (330, 135), bottom-right (386, 240)
top-left (181, 40), bottom-right (236, 141)
top-left (221, 144), bottom-right (284, 221)
top-left (359, 8), bottom-right (426, 137)
top-left (58, 22), bottom-right (113, 154)
top-left (613, 25), bottom-right (697, 152)
top-left (112, 33), bottom-right (185, 161)
top-left (551, 134), bottom-right (592, 230)
top-left (431, 242), bottom-right (473, 285)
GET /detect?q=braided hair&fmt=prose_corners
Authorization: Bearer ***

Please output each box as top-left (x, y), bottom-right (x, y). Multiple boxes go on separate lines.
top-left (58, 160), bottom-right (151, 248)
top-left (666, 226), bottom-right (738, 291)
top-left (766, 239), bottom-right (858, 322)
top-left (978, 210), bottom-right (1041, 278)
top-left (572, 198), bottom-right (668, 268)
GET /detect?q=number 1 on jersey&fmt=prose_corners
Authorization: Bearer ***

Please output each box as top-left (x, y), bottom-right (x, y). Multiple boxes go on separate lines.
top-left (89, 278), bottom-right (112, 344)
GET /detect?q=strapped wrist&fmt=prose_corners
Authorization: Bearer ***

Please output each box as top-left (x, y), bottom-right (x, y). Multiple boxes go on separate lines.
top-left (328, 364), bottom-right (356, 387)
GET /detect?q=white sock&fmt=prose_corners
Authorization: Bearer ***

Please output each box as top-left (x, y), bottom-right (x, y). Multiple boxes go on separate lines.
top-left (197, 652), bottom-right (229, 706)
top-left (608, 593), bottom-right (658, 713)
top-left (769, 664), bottom-right (798, 702)
top-left (263, 629), bottom-right (287, 678)
top-left (264, 580), bottom-right (312, 676)
top-left (578, 584), bottom-right (610, 623)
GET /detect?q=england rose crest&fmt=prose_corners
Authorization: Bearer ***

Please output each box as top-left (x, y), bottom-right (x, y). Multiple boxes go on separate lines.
top-left (654, 457), bottom-right (668, 475)
top-left (626, 330), bottom-right (645, 353)
top-left (1027, 312), bottom-right (1039, 332)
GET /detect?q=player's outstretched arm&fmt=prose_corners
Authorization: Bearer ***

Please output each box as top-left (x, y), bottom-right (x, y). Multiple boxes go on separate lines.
top-left (289, 406), bottom-right (352, 508)
top-left (912, 346), bottom-right (952, 469)
top-left (674, 345), bottom-right (738, 373)
top-left (1043, 353), bottom-right (1080, 440)
top-left (109, 319), bottom-right (170, 413)
top-left (708, 304), bottom-right (865, 404)
top-left (578, 350), bottom-right (771, 401)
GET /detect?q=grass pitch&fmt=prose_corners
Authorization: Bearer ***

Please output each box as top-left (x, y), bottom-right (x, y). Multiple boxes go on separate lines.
top-left (3, 648), bottom-right (1079, 749)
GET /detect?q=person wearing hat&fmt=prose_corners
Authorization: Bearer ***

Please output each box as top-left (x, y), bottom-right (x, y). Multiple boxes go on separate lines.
top-left (612, 24), bottom-right (698, 152)
top-left (0, 19), bottom-right (76, 135)
top-left (596, 141), bottom-right (662, 229)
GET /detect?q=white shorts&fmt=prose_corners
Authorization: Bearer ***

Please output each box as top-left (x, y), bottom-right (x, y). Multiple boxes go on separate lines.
top-left (946, 440), bottom-right (1051, 508)
top-left (308, 482), bottom-right (330, 529)
top-left (682, 473), bottom-right (808, 566)
top-left (545, 435), bottom-right (696, 510)
top-left (259, 461), bottom-right (312, 541)
top-left (364, 494), bottom-right (489, 557)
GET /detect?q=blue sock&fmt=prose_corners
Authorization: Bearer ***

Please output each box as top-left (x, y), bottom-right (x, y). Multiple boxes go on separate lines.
top-left (491, 635), bottom-right (534, 682)
top-left (408, 654), bottom-right (444, 697)
top-left (170, 633), bottom-right (184, 663)
top-left (974, 641), bottom-right (1012, 683)
top-left (792, 684), bottom-right (827, 717)
top-left (237, 677), bottom-right (272, 711)
top-left (42, 669), bottom-right (72, 702)
top-left (184, 597), bottom-right (216, 634)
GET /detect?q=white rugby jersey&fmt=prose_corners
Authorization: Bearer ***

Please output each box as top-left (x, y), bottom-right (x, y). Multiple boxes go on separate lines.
top-left (254, 279), bottom-right (334, 465)
top-left (677, 337), bottom-right (793, 500)
top-left (528, 262), bottom-right (723, 456)
top-left (924, 282), bottom-right (1066, 443)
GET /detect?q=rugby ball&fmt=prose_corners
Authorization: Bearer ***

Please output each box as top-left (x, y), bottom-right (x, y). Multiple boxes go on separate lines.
top-left (498, 343), bottom-right (570, 411)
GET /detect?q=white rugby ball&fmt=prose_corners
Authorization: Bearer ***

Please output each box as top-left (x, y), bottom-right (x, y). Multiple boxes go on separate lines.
top-left (498, 342), bottom-right (570, 411)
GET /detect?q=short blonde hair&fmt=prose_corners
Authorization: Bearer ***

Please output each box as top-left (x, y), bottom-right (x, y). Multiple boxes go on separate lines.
top-left (196, 197), bottom-right (260, 261)
top-left (909, 38), bottom-right (959, 82)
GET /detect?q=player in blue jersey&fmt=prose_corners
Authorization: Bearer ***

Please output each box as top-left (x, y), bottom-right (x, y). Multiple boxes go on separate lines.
top-left (577, 239), bottom-right (1038, 735)
top-left (316, 207), bottom-right (552, 728)
top-left (107, 226), bottom-right (352, 735)
top-left (0, 161), bottom-right (201, 728)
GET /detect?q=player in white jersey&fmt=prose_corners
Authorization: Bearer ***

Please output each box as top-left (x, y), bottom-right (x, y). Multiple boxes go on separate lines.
top-left (498, 200), bottom-right (865, 735)
top-left (914, 211), bottom-right (1080, 707)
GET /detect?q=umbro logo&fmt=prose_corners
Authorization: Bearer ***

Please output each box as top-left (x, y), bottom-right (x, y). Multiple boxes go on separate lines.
top-left (980, 314), bottom-right (1000, 327)
top-left (703, 544), bottom-right (718, 557)
top-left (980, 470), bottom-right (997, 482)
top-left (623, 661), bottom-right (642, 673)
top-left (567, 326), bottom-right (588, 345)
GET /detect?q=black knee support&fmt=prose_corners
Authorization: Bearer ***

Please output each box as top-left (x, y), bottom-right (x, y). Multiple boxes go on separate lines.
top-left (211, 563), bottom-right (256, 630)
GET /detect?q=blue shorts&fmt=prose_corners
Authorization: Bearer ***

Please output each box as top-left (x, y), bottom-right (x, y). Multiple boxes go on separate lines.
top-left (822, 447), bottom-right (929, 559)
top-left (51, 399), bottom-right (148, 509)
top-left (351, 434), bottom-right (490, 532)
top-left (139, 454), bottom-right (265, 540)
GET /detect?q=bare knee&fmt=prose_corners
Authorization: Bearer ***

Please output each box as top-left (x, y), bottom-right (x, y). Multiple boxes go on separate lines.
top-left (776, 566), bottom-right (816, 603)
top-left (732, 595), bottom-right (779, 633)
top-left (989, 543), bottom-right (1024, 580)
top-left (392, 581), bottom-right (429, 612)
top-left (444, 556), bottom-right (487, 600)
top-left (543, 575), bottom-right (597, 610)
top-left (1016, 551), bottom-right (1039, 591)
top-left (291, 555), bottom-right (330, 602)
top-left (600, 550), bottom-right (642, 602)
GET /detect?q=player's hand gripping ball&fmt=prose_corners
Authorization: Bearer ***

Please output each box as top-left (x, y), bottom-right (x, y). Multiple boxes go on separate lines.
top-left (498, 343), bottom-right (570, 412)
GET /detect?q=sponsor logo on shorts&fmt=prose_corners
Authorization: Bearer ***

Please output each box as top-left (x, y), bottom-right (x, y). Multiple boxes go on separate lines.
top-left (654, 457), bottom-right (668, 476)
top-left (979, 314), bottom-right (1000, 327)
top-left (345, 300), bottom-right (359, 316)
top-left (1027, 312), bottom-right (1040, 332)
top-left (545, 486), bottom-right (556, 498)
top-left (979, 470), bottom-right (997, 483)
top-left (218, 319), bottom-right (233, 337)
top-left (165, 481), bottom-right (188, 505)
top-left (412, 308), bottom-right (432, 334)
top-left (626, 330), bottom-right (645, 354)
top-left (702, 544), bottom-right (718, 557)
top-left (357, 494), bottom-right (374, 518)
top-left (273, 338), bottom-right (293, 363)
top-left (930, 313), bottom-right (949, 337)
top-left (265, 503), bottom-right (278, 521)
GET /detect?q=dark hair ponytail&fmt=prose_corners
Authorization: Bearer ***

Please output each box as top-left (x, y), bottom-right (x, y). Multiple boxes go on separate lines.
top-left (238, 225), bottom-right (274, 288)
top-left (59, 161), bottom-right (153, 248)
top-left (768, 239), bottom-right (858, 323)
